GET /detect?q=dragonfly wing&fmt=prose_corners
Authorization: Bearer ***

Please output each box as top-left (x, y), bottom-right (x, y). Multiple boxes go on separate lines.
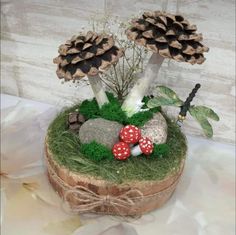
top-left (189, 106), bottom-right (214, 138)
top-left (190, 106), bottom-right (220, 121)
top-left (147, 86), bottom-right (183, 108)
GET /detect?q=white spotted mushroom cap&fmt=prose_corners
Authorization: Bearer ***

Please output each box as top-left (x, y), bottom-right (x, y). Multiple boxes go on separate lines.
top-left (119, 125), bottom-right (142, 144)
top-left (112, 142), bottom-right (131, 160)
top-left (139, 137), bottom-right (154, 155)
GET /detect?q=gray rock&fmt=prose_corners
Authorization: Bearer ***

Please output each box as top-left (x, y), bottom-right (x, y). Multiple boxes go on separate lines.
top-left (79, 118), bottom-right (123, 149)
top-left (140, 113), bottom-right (168, 144)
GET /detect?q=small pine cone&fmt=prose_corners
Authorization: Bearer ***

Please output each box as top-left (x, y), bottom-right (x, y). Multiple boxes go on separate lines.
top-left (126, 11), bottom-right (209, 64)
top-left (68, 112), bottom-right (86, 132)
top-left (53, 31), bottom-right (124, 81)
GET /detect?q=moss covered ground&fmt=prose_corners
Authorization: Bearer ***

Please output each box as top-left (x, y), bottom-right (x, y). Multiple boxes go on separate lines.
top-left (47, 95), bottom-right (187, 184)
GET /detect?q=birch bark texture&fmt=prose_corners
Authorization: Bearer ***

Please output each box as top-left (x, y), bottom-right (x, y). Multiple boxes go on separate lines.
top-left (121, 53), bottom-right (164, 117)
top-left (88, 75), bottom-right (109, 108)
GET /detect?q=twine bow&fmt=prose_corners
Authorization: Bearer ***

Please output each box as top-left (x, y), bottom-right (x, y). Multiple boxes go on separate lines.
top-left (63, 185), bottom-right (143, 214)
top-left (46, 151), bottom-right (183, 217)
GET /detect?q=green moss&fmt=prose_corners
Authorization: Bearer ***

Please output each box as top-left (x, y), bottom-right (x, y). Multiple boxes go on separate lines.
top-left (80, 141), bottom-right (113, 162)
top-left (150, 143), bottom-right (170, 158)
top-left (100, 102), bottom-right (127, 123)
top-left (79, 98), bottom-right (100, 119)
top-left (125, 111), bottom-right (153, 126)
top-left (79, 140), bottom-right (170, 163)
top-left (79, 92), bottom-right (159, 126)
top-left (47, 104), bottom-right (187, 183)
top-left (106, 92), bottom-right (121, 105)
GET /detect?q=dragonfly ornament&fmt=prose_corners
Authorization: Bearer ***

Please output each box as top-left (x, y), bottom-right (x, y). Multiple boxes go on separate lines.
top-left (177, 83), bottom-right (201, 127)
top-left (147, 84), bottom-right (219, 138)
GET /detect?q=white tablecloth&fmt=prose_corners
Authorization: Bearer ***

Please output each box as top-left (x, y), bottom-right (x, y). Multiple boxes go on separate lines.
top-left (1, 94), bottom-right (235, 235)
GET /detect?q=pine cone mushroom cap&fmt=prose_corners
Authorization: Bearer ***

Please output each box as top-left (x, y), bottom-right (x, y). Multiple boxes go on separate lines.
top-left (53, 31), bottom-right (124, 81)
top-left (126, 11), bottom-right (209, 64)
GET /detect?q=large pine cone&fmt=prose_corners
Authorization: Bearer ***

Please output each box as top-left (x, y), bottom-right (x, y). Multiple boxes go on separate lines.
top-left (126, 11), bottom-right (209, 64)
top-left (53, 31), bottom-right (124, 81)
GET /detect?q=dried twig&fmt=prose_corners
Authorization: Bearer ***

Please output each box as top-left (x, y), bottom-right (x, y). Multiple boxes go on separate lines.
top-left (89, 15), bottom-right (148, 101)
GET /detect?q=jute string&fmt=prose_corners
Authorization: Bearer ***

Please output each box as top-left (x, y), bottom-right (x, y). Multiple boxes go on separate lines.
top-left (46, 153), bottom-right (183, 217)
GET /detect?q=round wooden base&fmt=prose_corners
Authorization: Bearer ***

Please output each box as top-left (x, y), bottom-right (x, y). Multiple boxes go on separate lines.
top-left (45, 139), bottom-right (185, 216)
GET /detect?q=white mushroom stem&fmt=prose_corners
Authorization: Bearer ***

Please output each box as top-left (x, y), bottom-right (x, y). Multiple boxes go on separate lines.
top-left (121, 53), bottom-right (165, 117)
top-left (87, 74), bottom-right (109, 108)
top-left (131, 145), bottom-right (142, 156)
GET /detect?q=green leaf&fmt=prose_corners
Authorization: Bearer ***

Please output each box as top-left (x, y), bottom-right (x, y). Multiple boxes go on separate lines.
top-left (158, 86), bottom-right (178, 97)
top-left (189, 106), bottom-right (220, 121)
top-left (147, 86), bottom-right (183, 109)
top-left (189, 106), bottom-right (219, 138)
top-left (147, 97), bottom-right (182, 108)
top-left (158, 86), bottom-right (183, 102)
top-left (198, 116), bottom-right (213, 138)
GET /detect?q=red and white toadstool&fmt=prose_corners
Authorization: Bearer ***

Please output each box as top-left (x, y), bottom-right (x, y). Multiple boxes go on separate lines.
top-left (112, 142), bottom-right (131, 160)
top-left (119, 125), bottom-right (141, 144)
top-left (131, 137), bottom-right (154, 156)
